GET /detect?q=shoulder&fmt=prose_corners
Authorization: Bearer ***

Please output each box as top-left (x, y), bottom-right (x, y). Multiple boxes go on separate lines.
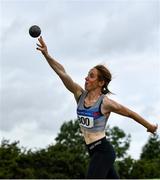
top-left (102, 96), bottom-right (112, 106)
top-left (75, 89), bottom-right (85, 103)
top-left (102, 96), bottom-right (121, 112)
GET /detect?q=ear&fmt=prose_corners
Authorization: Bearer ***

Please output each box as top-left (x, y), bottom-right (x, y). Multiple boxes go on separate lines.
top-left (98, 80), bottom-right (105, 87)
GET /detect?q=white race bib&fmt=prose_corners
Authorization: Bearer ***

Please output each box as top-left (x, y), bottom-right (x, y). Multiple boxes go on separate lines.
top-left (78, 115), bottom-right (94, 128)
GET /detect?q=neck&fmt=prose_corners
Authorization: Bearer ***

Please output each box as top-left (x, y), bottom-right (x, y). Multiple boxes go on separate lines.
top-left (86, 89), bottom-right (102, 100)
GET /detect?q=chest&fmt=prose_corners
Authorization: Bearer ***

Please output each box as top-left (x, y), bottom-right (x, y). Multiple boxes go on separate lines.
top-left (84, 98), bottom-right (109, 117)
top-left (84, 99), bottom-right (96, 108)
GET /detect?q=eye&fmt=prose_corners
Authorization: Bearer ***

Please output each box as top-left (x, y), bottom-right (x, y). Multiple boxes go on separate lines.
top-left (89, 72), bottom-right (95, 78)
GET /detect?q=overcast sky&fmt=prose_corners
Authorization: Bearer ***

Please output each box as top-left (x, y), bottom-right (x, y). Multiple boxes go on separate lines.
top-left (0, 0), bottom-right (160, 159)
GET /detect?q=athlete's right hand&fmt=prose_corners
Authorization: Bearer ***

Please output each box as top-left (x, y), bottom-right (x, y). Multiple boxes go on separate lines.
top-left (36, 36), bottom-right (48, 56)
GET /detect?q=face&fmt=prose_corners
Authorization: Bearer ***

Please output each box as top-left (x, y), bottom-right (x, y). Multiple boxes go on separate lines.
top-left (85, 68), bottom-right (104, 91)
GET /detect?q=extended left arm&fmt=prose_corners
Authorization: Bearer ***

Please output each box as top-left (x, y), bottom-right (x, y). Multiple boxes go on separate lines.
top-left (127, 109), bottom-right (157, 133)
top-left (103, 97), bottom-right (158, 134)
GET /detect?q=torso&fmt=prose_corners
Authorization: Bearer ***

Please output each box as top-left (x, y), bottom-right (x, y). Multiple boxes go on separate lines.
top-left (80, 94), bottom-right (110, 144)
top-left (81, 127), bottom-right (106, 144)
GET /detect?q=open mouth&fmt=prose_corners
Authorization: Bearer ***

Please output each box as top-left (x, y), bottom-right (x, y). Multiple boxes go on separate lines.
top-left (85, 81), bottom-right (88, 86)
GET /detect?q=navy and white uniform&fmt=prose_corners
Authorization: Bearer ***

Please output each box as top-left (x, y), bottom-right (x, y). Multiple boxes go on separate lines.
top-left (77, 91), bottom-right (119, 179)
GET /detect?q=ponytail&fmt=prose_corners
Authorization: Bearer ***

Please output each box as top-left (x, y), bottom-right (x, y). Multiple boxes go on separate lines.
top-left (94, 64), bottom-right (113, 95)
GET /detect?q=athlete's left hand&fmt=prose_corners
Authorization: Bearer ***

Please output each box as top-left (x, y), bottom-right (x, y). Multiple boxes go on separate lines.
top-left (147, 123), bottom-right (158, 135)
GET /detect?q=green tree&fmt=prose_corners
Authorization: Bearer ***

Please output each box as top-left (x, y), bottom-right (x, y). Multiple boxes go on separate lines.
top-left (116, 156), bottom-right (135, 179)
top-left (55, 120), bottom-right (88, 158)
top-left (140, 134), bottom-right (160, 160)
top-left (0, 139), bottom-right (20, 178)
top-left (54, 120), bottom-right (90, 178)
top-left (0, 139), bottom-right (35, 178)
top-left (130, 159), bottom-right (160, 178)
top-left (130, 134), bottom-right (160, 178)
top-left (0, 119), bottom-right (132, 179)
top-left (46, 143), bottom-right (86, 178)
top-left (106, 126), bottom-right (131, 159)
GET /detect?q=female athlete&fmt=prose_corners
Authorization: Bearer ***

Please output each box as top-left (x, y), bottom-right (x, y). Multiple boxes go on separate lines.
top-left (36, 36), bottom-right (158, 179)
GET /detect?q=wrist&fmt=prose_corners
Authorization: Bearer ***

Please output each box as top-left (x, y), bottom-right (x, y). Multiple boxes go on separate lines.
top-left (147, 124), bottom-right (153, 131)
top-left (147, 124), bottom-right (158, 134)
top-left (43, 52), bottom-right (50, 59)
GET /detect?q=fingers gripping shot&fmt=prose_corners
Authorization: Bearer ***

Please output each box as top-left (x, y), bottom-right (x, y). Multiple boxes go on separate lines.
top-left (35, 36), bottom-right (158, 179)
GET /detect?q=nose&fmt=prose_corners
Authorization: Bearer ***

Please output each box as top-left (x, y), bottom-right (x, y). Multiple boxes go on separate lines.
top-left (85, 76), bottom-right (89, 81)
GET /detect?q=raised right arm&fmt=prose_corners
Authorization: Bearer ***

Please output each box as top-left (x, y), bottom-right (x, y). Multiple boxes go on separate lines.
top-left (36, 36), bottom-right (83, 102)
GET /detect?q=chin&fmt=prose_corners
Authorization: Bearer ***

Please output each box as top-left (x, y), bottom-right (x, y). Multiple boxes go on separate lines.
top-left (84, 85), bottom-right (89, 91)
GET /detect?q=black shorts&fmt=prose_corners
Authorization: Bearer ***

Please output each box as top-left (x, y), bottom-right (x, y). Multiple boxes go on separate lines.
top-left (86, 137), bottom-right (119, 179)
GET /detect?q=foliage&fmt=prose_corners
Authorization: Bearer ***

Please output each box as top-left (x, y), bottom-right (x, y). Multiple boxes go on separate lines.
top-left (130, 158), bottom-right (160, 179)
top-left (140, 134), bottom-right (160, 160)
top-left (116, 156), bottom-right (135, 179)
top-left (130, 134), bottom-right (160, 179)
top-left (0, 120), bottom-right (159, 179)
top-left (106, 126), bottom-right (131, 159)
top-left (116, 134), bottom-right (160, 179)
top-left (0, 139), bottom-right (34, 178)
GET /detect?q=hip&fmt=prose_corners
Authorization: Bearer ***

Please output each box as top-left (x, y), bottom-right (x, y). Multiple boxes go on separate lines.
top-left (86, 137), bottom-right (116, 160)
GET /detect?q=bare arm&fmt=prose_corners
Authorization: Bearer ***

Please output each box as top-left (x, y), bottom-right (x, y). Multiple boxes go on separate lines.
top-left (102, 97), bottom-right (158, 134)
top-left (36, 36), bottom-right (83, 102)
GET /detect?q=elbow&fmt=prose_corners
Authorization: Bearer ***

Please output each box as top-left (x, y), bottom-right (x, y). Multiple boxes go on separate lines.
top-left (127, 111), bottom-right (132, 118)
top-left (119, 107), bottom-right (133, 118)
top-left (127, 109), bottom-right (136, 119)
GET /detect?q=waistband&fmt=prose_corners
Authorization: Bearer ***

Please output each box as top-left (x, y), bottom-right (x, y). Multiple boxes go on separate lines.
top-left (86, 137), bottom-right (116, 159)
top-left (86, 136), bottom-right (107, 151)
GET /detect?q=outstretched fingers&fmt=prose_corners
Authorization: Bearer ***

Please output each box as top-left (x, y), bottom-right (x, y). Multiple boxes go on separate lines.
top-left (38, 36), bottom-right (46, 47)
top-left (36, 36), bottom-right (44, 51)
top-left (36, 47), bottom-right (43, 51)
top-left (36, 43), bottom-right (43, 51)
top-left (36, 43), bottom-right (42, 47)
top-left (36, 36), bottom-right (48, 55)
